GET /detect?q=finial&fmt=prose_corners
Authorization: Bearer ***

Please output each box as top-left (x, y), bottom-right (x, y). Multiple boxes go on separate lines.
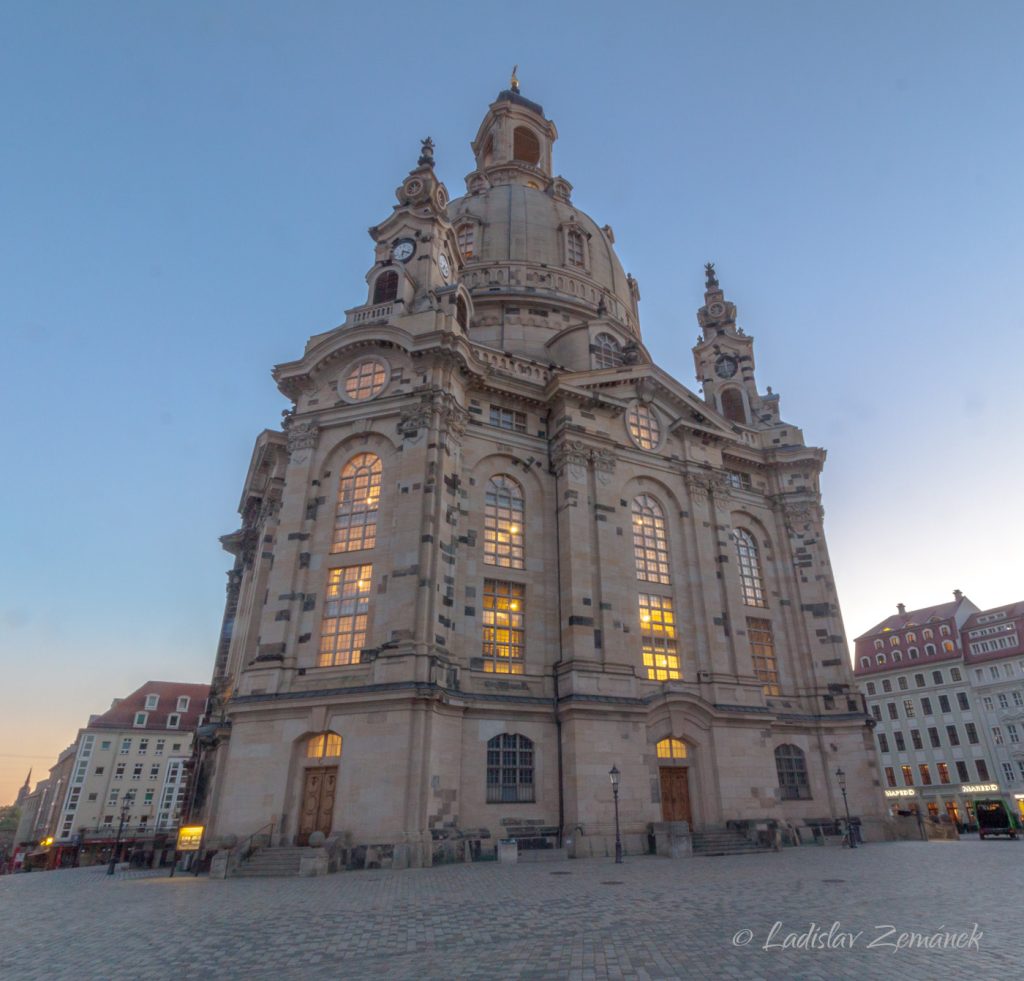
top-left (510, 65), bottom-right (520, 93)
top-left (704, 262), bottom-right (718, 289)
top-left (418, 136), bottom-right (435, 167)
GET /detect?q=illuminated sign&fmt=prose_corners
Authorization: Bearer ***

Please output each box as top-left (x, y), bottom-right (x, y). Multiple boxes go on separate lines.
top-left (39, 836), bottom-right (54, 847)
top-left (884, 789), bottom-right (916, 798)
top-left (1015, 794), bottom-right (1024, 801)
top-left (176, 826), bottom-right (205, 852)
top-left (960, 783), bottom-right (999, 794)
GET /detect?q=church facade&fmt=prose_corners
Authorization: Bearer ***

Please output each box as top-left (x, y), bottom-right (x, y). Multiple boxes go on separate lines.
top-left (195, 84), bottom-right (886, 865)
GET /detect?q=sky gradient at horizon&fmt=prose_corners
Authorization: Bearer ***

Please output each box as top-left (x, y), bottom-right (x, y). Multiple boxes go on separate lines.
top-left (2, 1), bottom-right (1023, 803)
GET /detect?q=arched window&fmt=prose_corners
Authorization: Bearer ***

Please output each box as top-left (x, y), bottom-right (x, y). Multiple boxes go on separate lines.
top-left (923, 628), bottom-right (934, 640)
top-left (566, 229), bottom-right (585, 267)
top-left (513, 127), bottom-right (540, 165)
top-left (889, 635), bottom-right (900, 647)
top-left (456, 295), bottom-right (469, 330)
top-left (876, 653), bottom-right (886, 664)
top-left (456, 223), bottom-right (475, 258)
top-left (632, 495), bottom-right (670, 584)
top-left (874, 639), bottom-right (884, 651)
top-left (860, 656), bottom-right (870, 668)
top-left (486, 733), bottom-right (534, 802)
top-left (908, 647), bottom-right (919, 660)
top-left (939, 624), bottom-right (951, 637)
top-left (593, 333), bottom-right (623, 369)
top-left (306, 732), bottom-right (342, 759)
top-left (484, 475), bottom-right (524, 569)
top-left (720, 388), bottom-right (747, 424)
top-left (626, 403), bottom-right (660, 449)
top-left (775, 744), bottom-right (811, 800)
top-left (924, 643), bottom-right (936, 657)
top-left (942, 640), bottom-right (954, 653)
top-left (656, 737), bottom-right (688, 761)
top-left (372, 270), bottom-right (398, 304)
top-left (332, 454), bottom-right (382, 553)
top-left (906, 632), bottom-right (917, 643)
top-left (734, 529), bottom-right (767, 608)
top-left (893, 651), bottom-right (902, 662)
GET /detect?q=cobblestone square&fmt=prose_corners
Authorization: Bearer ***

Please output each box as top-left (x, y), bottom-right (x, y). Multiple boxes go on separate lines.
top-left (2, 842), bottom-right (1020, 980)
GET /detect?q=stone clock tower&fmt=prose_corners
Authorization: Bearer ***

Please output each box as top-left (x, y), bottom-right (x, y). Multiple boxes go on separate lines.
top-left (193, 83), bottom-right (887, 870)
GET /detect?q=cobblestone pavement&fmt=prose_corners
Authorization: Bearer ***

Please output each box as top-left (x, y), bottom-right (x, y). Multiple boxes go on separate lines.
top-left (3, 841), bottom-right (1021, 980)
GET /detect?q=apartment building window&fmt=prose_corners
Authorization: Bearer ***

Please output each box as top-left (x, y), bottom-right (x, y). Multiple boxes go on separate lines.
top-left (138, 739), bottom-right (148, 756)
top-left (882, 679), bottom-right (893, 693)
top-left (911, 730), bottom-right (923, 750)
top-left (918, 764), bottom-right (932, 785)
top-left (1008, 724), bottom-right (1020, 744)
top-left (956, 692), bottom-right (970, 711)
top-left (149, 764), bottom-right (160, 779)
top-left (132, 764), bottom-right (143, 780)
top-left (976, 760), bottom-right (990, 781)
top-left (887, 703), bottom-right (898, 720)
top-left (319, 565), bottom-right (373, 667)
top-left (1015, 692), bottom-right (1024, 707)
top-left (145, 694), bottom-right (159, 710)
top-left (485, 476), bottom-right (526, 569)
top-left (928, 727), bottom-right (940, 749)
top-left (866, 682), bottom-right (876, 695)
top-left (901, 765), bottom-right (914, 787)
top-left (894, 732), bottom-right (906, 752)
top-left (956, 761), bottom-right (970, 781)
top-left (877, 734), bottom-right (889, 753)
top-left (946, 725), bottom-right (960, 746)
top-left (903, 699), bottom-right (915, 718)
top-left (921, 695), bottom-right (934, 715)
top-left (489, 405), bottom-right (527, 433)
top-left (871, 704), bottom-right (882, 721)
top-left (155, 739), bottom-right (165, 756)
top-left (998, 693), bottom-right (1009, 709)
top-left (1002, 762), bottom-right (1014, 782)
top-left (938, 695), bottom-right (951, 713)
top-left (932, 670), bottom-right (943, 684)
top-left (950, 667), bottom-right (962, 681)
top-left (167, 714), bottom-right (180, 729)
top-left (120, 739), bottom-right (131, 755)
top-left (108, 789), bottom-right (119, 806)
top-left (992, 726), bottom-right (1004, 745)
top-left (884, 766), bottom-right (897, 787)
top-left (898, 676), bottom-right (908, 691)
top-left (983, 696), bottom-right (994, 711)
top-left (114, 763), bottom-right (125, 780)
top-left (914, 674), bottom-right (925, 688)
top-left (965, 723), bottom-right (978, 744)
top-left (482, 579), bottom-right (526, 674)
top-left (937, 762), bottom-right (951, 784)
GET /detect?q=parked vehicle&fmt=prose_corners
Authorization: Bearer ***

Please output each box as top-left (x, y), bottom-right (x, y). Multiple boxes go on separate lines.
top-left (975, 799), bottom-right (1021, 839)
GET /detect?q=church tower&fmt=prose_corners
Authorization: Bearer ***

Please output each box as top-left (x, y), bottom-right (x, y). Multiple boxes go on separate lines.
top-left (194, 82), bottom-right (886, 869)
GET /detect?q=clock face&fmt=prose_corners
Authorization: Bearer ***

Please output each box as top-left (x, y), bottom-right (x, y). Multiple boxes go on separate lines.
top-left (438, 254), bottom-right (451, 280)
top-left (715, 355), bottom-right (738, 379)
top-left (708, 302), bottom-right (725, 317)
top-left (392, 239), bottom-right (415, 262)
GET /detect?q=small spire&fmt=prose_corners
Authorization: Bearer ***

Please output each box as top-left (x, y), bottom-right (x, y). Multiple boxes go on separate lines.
top-left (418, 136), bottom-right (435, 167)
top-left (510, 64), bottom-right (520, 93)
top-left (23, 768), bottom-right (31, 789)
top-left (704, 262), bottom-right (719, 289)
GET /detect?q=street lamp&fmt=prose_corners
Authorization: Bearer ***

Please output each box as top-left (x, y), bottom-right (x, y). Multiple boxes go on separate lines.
top-left (835, 768), bottom-right (857, 849)
top-left (609, 765), bottom-right (623, 864)
top-left (107, 790), bottom-right (136, 875)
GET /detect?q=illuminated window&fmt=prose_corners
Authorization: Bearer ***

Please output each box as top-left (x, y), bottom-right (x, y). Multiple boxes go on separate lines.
top-left (720, 388), bottom-right (746, 424)
top-left (937, 762), bottom-right (950, 784)
top-left (747, 617), bottom-right (780, 695)
top-left (890, 635), bottom-right (900, 647)
top-left (566, 229), bottom-right (585, 267)
top-left (656, 738), bottom-right (688, 760)
top-left (906, 632), bottom-right (917, 643)
top-left (343, 360), bottom-right (388, 402)
top-left (923, 628), bottom-right (934, 640)
top-left (489, 404), bottom-right (527, 433)
top-left (942, 640), bottom-right (954, 653)
top-left (482, 580), bottom-right (525, 674)
top-left (774, 744), bottom-right (811, 800)
top-left (513, 127), bottom-right (540, 165)
top-left (639, 594), bottom-right (680, 681)
top-left (734, 529), bottom-right (767, 608)
top-left (456, 223), bottom-right (475, 258)
top-left (319, 565), bottom-right (372, 666)
top-left (632, 495), bottom-right (670, 584)
top-left (486, 733), bottom-right (534, 802)
top-left (901, 764), bottom-right (914, 786)
top-left (876, 653), bottom-right (886, 665)
top-left (918, 764), bottom-right (932, 786)
top-left (626, 403), bottom-right (660, 450)
top-left (372, 270), bottom-right (398, 304)
top-left (484, 476), bottom-right (525, 569)
top-left (332, 454), bottom-right (382, 553)
top-left (884, 766), bottom-right (896, 787)
top-left (940, 624), bottom-right (951, 637)
top-left (593, 333), bottom-right (623, 369)
top-left (306, 732), bottom-right (342, 759)
top-left (874, 640), bottom-right (884, 651)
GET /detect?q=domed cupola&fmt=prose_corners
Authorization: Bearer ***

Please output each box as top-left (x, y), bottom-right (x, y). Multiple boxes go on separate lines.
top-left (447, 75), bottom-right (643, 368)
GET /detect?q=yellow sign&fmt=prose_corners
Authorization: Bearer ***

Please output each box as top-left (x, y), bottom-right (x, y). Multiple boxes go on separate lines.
top-left (39, 836), bottom-right (54, 847)
top-left (176, 826), bottom-right (204, 852)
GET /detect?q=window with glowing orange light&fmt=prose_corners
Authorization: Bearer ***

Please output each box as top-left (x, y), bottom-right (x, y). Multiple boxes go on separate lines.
top-left (307, 732), bottom-right (342, 758)
top-left (482, 580), bottom-right (525, 673)
top-left (484, 475), bottom-right (524, 569)
top-left (747, 617), bottom-right (780, 695)
top-left (343, 359), bottom-right (388, 401)
top-left (656, 738), bottom-right (687, 761)
top-left (639, 594), bottom-right (680, 681)
top-left (626, 403), bottom-right (660, 450)
top-left (319, 565), bottom-right (372, 666)
top-left (332, 454), bottom-right (382, 553)
top-left (456, 224), bottom-right (475, 258)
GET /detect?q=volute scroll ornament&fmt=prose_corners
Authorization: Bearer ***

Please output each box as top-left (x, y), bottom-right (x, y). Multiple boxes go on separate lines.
top-left (551, 438), bottom-right (588, 478)
top-left (285, 420), bottom-right (320, 462)
top-left (684, 474), bottom-right (711, 504)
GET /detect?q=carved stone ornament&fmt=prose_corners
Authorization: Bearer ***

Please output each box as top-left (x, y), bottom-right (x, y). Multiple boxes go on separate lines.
top-left (781, 501), bottom-right (823, 528)
top-left (552, 438), bottom-right (589, 477)
top-left (684, 474), bottom-right (711, 504)
top-left (398, 399), bottom-right (432, 439)
top-left (440, 399), bottom-right (468, 438)
top-left (257, 495), bottom-right (282, 527)
top-left (286, 421), bottom-right (320, 457)
top-left (591, 448), bottom-right (617, 485)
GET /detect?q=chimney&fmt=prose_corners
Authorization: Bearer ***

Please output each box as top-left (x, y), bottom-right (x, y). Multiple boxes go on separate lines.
top-left (897, 603), bottom-right (906, 616)
top-left (953, 589), bottom-right (963, 602)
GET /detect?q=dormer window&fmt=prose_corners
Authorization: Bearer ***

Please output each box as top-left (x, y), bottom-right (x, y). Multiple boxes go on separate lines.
top-left (167, 714), bottom-right (180, 730)
top-left (145, 694), bottom-right (159, 711)
top-left (372, 270), bottom-right (398, 304)
top-left (567, 230), bottom-right (585, 267)
top-left (513, 126), bottom-right (540, 165)
top-left (456, 224), bottom-right (475, 259)
top-left (176, 696), bottom-right (190, 713)
top-left (134, 712), bottom-right (148, 728)
top-left (592, 333), bottom-right (623, 369)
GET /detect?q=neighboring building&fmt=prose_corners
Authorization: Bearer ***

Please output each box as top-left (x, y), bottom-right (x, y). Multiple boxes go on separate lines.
top-left (9, 748), bottom-right (75, 870)
top-left (52, 681), bottom-right (210, 867)
top-left (195, 81), bottom-right (886, 866)
top-left (854, 593), bottom-right (1024, 827)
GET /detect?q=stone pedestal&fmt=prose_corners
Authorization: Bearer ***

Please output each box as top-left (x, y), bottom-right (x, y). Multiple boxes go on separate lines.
top-left (209, 851), bottom-right (230, 879)
top-left (651, 821), bottom-right (692, 859)
top-left (299, 849), bottom-right (329, 876)
top-left (497, 840), bottom-right (518, 864)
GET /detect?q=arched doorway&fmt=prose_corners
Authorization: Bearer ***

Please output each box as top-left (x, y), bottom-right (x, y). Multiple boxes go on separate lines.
top-left (656, 737), bottom-right (692, 824)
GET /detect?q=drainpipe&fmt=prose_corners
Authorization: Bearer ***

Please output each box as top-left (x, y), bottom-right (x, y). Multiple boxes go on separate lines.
top-left (547, 407), bottom-right (566, 846)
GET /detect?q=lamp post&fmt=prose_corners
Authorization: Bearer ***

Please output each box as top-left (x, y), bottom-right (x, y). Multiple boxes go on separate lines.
top-left (609, 765), bottom-right (623, 864)
top-left (107, 790), bottom-right (135, 875)
top-left (835, 768), bottom-right (857, 849)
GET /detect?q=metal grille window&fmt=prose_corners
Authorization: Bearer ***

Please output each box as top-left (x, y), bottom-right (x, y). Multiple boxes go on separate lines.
top-left (489, 405), bottom-right (527, 432)
top-left (626, 403), bottom-right (660, 449)
top-left (487, 733), bottom-right (535, 803)
top-left (319, 565), bottom-right (372, 666)
top-left (344, 359), bottom-right (388, 401)
top-left (734, 529), bottom-right (767, 608)
top-left (632, 496), bottom-right (670, 584)
top-left (484, 476), bottom-right (525, 569)
top-left (332, 454), bottom-right (382, 553)
top-left (482, 580), bottom-right (525, 674)
top-left (593, 332), bottom-right (623, 368)
top-left (746, 617), bottom-right (780, 695)
top-left (639, 594), bottom-right (680, 681)
top-left (774, 744), bottom-right (811, 800)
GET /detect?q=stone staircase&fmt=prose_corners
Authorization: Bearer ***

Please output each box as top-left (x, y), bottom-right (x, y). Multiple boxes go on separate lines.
top-left (233, 846), bottom-right (306, 878)
top-left (691, 829), bottom-right (766, 857)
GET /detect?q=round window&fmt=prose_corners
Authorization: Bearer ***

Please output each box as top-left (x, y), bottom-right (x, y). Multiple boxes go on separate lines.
top-left (342, 359), bottom-right (389, 402)
top-left (626, 402), bottom-right (660, 450)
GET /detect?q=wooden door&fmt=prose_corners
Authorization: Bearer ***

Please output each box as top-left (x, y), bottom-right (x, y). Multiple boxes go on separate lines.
top-left (660, 767), bottom-right (692, 824)
top-left (299, 767), bottom-right (337, 844)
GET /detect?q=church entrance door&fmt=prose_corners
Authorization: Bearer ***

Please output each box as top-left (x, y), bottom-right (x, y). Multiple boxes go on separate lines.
top-left (659, 767), bottom-right (692, 824)
top-left (298, 767), bottom-right (337, 845)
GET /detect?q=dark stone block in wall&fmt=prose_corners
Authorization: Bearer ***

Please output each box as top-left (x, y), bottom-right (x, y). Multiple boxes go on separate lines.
top-left (287, 532), bottom-right (311, 541)
top-left (299, 552), bottom-right (310, 569)
top-left (298, 633), bottom-right (311, 643)
top-left (464, 606), bottom-right (476, 617)
top-left (569, 615), bottom-right (594, 626)
top-left (303, 596), bottom-right (316, 611)
top-left (275, 610), bottom-right (291, 621)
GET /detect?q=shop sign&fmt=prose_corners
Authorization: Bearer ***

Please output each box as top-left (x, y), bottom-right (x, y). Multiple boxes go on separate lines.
top-left (176, 826), bottom-right (204, 851)
top-left (884, 789), bottom-right (916, 798)
top-left (960, 783), bottom-right (999, 794)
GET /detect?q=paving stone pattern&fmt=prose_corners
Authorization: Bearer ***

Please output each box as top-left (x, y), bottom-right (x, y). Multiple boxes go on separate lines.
top-left (2, 841), bottom-right (1020, 980)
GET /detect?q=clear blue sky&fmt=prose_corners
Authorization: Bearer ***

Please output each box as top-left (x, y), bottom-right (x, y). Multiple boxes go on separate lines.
top-left (3, 0), bottom-right (1022, 802)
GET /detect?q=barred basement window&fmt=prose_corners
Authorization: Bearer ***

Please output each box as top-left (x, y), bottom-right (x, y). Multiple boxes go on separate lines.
top-left (746, 617), bottom-right (780, 695)
top-left (489, 405), bottom-right (527, 432)
top-left (319, 565), bottom-right (372, 666)
top-left (484, 476), bottom-right (525, 569)
top-left (626, 403), bottom-right (660, 450)
top-left (332, 454), bottom-right (382, 553)
top-left (632, 495), bottom-right (670, 584)
top-left (372, 270), bottom-right (398, 304)
top-left (307, 732), bottom-right (342, 759)
top-left (487, 733), bottom-right (534, 802)
top-left (775, 744), bottom-right (811, 800)
top-left (343, 359), bottom-right (388, 402)
top-left (639, 594), bottom-right (680, 681)
top-left (482, 579), bottom-right (525, 674)
top-left (734, 529), bottom-right (767, 608)
top-left (593, 333), bottom-right (623, 369)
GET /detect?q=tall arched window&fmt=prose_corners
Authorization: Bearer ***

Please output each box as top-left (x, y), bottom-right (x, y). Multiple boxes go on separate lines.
top-left (486, 733), bottom-right (535, 802)
top-left (513, 127), bottom-right (540, 165)
top-left (566, 229), bottom-right (585, 267)
top-left (720, 388), bottom-right (747, 424)
top-left (775, 744), bottom-right (811, 800)
top-left (639, 593), bottom-right (680, 681)
top-left (860, 656), bottom-right (870, 668)
top-left (734, 528), bottom-right (767, 608)
top-left (593, 333), bottom-right (623, 369)
top-left (456, 295), bottom-right (469, 330)
top-left (922, 628), bottom-right (934, 640)
top-left (306, 732), bottom-right (342, 759)
top-left (484, 475), bottom-right (524, 569)
top-left (456, 223), bottom-right (475, 258)
top-left (632, 495), bottom-right (670, 584)
top-left (372, 270), bottom-right (398, 304)
top-left (332, 454), bottom-right (382, 553)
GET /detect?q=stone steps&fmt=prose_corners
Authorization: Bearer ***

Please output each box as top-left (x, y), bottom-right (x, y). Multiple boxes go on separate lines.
top-left (234, 846), bottom-right (306, 877)
top-left (691, 831), bottom-right (765, 857)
